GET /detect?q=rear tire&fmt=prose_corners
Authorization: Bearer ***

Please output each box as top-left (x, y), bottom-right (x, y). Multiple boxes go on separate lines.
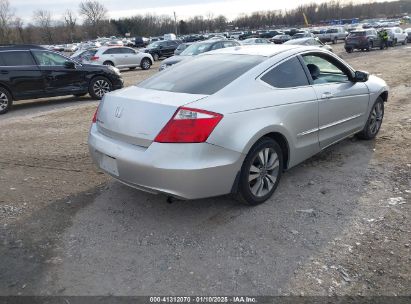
top-left (236, 137), bottom-right (283, 206)
top-left (89, 76), bottom-right (112, 100)
top-left (140, 58), bottom-right (152, 70)
top-left (356, 97), bottom-right (384, 140)
top-left (345, 47), bottom-right (353, 53)
top-left (0, 87), bottom-right (12, 115)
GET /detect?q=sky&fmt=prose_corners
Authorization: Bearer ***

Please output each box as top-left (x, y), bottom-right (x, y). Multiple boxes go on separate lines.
top-left (10, 0), bottom-right (391, 22)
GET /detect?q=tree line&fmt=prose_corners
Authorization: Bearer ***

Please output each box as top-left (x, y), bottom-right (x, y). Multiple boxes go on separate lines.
top-left (0, 0), bottom-right (410, 45)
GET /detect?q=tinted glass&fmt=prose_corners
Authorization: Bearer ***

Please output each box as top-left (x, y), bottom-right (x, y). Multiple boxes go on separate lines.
top-left (180, 43), bottom-right (212, 55)
top-left (138, 54), bottom-right (265, 95)
top-left (261, 57), bottom-right (309, 88)
top-left (121, 48), bottom-right (135, 54)
top-left (0, 51), bottom-right (36, 66)
top-left (32, 51), bottom-right (69, 66)
top-left (103, 48), bottom-right (120, 54)
top-left (349, 31), bottom-right (365, 37)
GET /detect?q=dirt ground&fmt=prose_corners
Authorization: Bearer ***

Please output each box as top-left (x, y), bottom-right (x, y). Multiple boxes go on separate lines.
top-left (0, 44), bottom-right (410, 296)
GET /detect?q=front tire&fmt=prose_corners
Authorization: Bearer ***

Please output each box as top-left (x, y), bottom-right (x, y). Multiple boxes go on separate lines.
top-left (0, 87), bottom-right (12, 114)
top-left (236, 137), bottom-right (283, 206)
top-left (89, 77), bottom-right (112, 100)
top-left (357, 97), bottom-right (384, 140)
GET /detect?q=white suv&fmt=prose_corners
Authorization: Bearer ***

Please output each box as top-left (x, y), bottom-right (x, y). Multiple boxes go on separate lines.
top-left (386, 27), bottom-right (408, 46)
top-left (86, 46), bottom-right (153, 70)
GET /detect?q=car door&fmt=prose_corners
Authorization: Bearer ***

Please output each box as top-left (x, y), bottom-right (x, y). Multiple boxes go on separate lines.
top-left (31, 50), bottom-right (86, 96)
top-left (0, 50), bottom-right (45, 99)
top-left (122, 48), bottom-right (139, 67)
top-left (301, 53), bottom-right (369, 149)
top-left (165, 41), bottom-right (177, 56)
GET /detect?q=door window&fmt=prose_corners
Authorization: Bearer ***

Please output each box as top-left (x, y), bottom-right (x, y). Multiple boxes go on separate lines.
top-left (302, 54), bottom-right (349, 84)
top-left (103, 48), bottom-right (121, 55)
top-left (32, 51), bottom-right (70, 66)
top-left (210, 42), bottom-right (223, 50)
top-left (0, 51), bottom-right (36, 66)
top-left (120, 48), bottom-right (135, 54)
top-left (261, 57), bottom-right (309, 88)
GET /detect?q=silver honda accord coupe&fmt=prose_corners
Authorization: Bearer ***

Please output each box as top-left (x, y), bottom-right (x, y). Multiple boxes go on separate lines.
top-left (88, 45), bottom-right (388, 205)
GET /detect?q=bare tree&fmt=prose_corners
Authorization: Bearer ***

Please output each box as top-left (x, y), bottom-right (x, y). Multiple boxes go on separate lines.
top-left (79, 0), bottom-right (108, 38)
top-left (64, 10), bottom-right (77, 42)
top-left (0, 0), bottom-right (15, 44)
top-left (33, 10), bottom-right (54, 44)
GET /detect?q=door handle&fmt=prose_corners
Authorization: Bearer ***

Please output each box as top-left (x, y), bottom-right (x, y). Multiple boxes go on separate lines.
top-left (321, 92), bottom-right (334, 99)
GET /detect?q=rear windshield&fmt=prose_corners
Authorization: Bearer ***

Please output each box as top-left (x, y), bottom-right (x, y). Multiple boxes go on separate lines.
top-left (349, 31), bottom-right (366, 37)
top-left (138, 54), bottom-right (265, 95)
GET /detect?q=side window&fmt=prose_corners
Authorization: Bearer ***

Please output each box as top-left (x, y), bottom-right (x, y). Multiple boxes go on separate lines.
top-left (302, 54), bottom-right (349, 84)
top-left (210, 42), bottom-right (223, 50)
top-left (261, 57), bottom-right (309, 88)
top-left (223, 41), bottom-right (235, 48)
top-left (121, 48), bottom-right (135, 54)
top-left (103, 49), bottom-right (117, 55)
top-left (0, 51), bottom-right (36, 66)
top-left (32, 51), bottom-right (69, 66)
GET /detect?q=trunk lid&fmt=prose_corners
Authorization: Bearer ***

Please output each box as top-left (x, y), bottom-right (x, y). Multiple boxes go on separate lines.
top-left (96, 86), bottom-right (207, 147)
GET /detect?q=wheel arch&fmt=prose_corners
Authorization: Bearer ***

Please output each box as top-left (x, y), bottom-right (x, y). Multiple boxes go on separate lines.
top-left (0, 82), bottom-right (15, 100)
top-left (379, 91), bottom-right (388, 102)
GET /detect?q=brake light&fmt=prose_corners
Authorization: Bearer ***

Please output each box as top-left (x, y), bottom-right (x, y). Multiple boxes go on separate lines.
top-left (154, 107), bottom-right (223, 143)
top-left (90, 56), bottom-right (99, 61)
top-left (92, 106), bottom-right (99, 123)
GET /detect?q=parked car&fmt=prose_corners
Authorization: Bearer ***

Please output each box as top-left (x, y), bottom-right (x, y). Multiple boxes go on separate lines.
top-left (85, 46), bottom-right (153, 70)
top-left (385, 27), bottom-right (408, 46)
top-left (159, 40), bottom-right (240, 71)
top-left (229, 31), bottom-right (244, 39)
top-left (242, 38), bottom-right (271, 45)
top-left (133, 36), bottom-right (146, 48)
top-left (345, 29), bottom-right (382, 53)
top-left (0, 45), bottom-right (124, 114)
top-left (317, 27), bottom-right (348, 44)
top-left (88, 44), bottom-right (388, 205)
top-left (291, 32), bottom-right (315, 39)
top-left (405, 28), bottom-right (411, 42)
top-left (284, 37), bottom-right (333, 52)
top-left (105, 39), bottom-right (124, 47)
top-left (70, 48), bottom-right (98, 63)
top-left (142, 40), bottom-right (182, 61)
top-left (259, 30), bottom-right (284, 39)
top-left (174, 43), bottom-right (192, 55)
top-left (271, 35), bottom-right (292, 44)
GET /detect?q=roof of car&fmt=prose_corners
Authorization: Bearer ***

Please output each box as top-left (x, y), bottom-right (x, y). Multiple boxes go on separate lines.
top-left (0, 44), bottom-right (46, 51)
top-left (207, 44), bottom-right (304, 57)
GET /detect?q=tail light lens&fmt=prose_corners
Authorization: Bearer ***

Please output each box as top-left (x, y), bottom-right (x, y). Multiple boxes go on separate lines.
top-left (90, 56), bottom-right (99, 61)
top-left (154, 107), bottom-right (223, 143)
top-left (92, 106), bottom-right (99, 123)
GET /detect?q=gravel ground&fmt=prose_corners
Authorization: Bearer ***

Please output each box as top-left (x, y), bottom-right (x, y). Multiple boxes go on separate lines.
top-left (0, 44), bottom-right (410, 296)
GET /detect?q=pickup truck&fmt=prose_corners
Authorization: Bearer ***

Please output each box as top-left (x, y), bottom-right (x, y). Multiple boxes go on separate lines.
top-left (316, 27), bottom-right (348, 44)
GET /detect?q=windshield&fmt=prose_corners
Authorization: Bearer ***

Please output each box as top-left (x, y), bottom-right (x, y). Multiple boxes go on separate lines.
top-left (180, 43), bottom-right (212, 56)
top-left (138, 54), bottom-right (265, 95)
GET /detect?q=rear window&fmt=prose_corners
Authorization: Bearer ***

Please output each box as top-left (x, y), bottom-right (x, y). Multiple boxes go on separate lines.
top-left (0, 51), bottom-right (36, 66)
top-left (138, 54), bottom-right (265, 95)
top-left (349, 31), bottom-right (366, 37)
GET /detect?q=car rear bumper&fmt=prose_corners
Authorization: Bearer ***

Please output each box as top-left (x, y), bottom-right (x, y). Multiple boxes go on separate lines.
top-left (88, 124), bottom-right (244, 199)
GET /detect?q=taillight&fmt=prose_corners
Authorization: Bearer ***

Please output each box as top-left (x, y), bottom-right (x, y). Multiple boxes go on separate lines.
top-left (92, 106), bottom-right (98, 123)
top-left (154, 107), bottom-right (223, 143)
top-left (90, 56), bottom-right (99, 61)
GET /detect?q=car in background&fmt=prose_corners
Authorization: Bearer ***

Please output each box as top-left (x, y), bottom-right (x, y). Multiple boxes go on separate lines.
top-left (242, 38), bottom-right (271, 45)
top-left (271, 35), bottom-right (292, 44)
top-left (105, 39), bottom-right (124, 47)
top-left (174, 43), bottom-right (192, 55)
top-left (405, 28), bottom-right (411, 42)
top-left (134, 36), bottom-right (147, 48)
top-left (142, 40), bottom-right (182, 61)
top-left (291, 32), bottom-right (315, 39)
top-left (159, 40), bottom-right (240, 71)
top-left (70, 48), bottom-right (98, 63)
top-left (344, 29), bottom-right (382, 53)
top-left (89, 44), bottom-right (388, 205)
top-left (85, 46), bottom-right (153, 70)
top-left (229, 31), bottom-right (244, 39)
top-left (385, 27), bottom-right (408, 46)
top-left (319, 27), bottom-right (348, 44)
top-left (284, 37), bottom-right (333, 52)
top-left (0, 45), bottom-right (124, 114)
top-left (259, 30), bottom-right (284, 39)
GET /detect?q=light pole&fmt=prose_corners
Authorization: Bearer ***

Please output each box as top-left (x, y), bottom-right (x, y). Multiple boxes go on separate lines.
top-left (174, 11), bottom-right (178, 35)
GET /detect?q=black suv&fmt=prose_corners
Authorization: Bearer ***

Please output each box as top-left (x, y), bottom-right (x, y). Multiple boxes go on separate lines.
top-left (142, 40), bottom-right (182, 61)
top-left (345, 29), bottom-right (382, 53)
top-left (0, 45), bottom-right (124, 114)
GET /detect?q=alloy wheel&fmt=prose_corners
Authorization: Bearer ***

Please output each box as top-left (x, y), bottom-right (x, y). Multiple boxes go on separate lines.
top-left (248, 148), bottom-right (280, 197)
top-left (142, 59), bottom-right (150, 69)
top-left (93, 80), bottom-right (110, 98)
top-left (369, 101), bottom-right (383, 135)
top-left (0, 92), bottom-right (9, 111)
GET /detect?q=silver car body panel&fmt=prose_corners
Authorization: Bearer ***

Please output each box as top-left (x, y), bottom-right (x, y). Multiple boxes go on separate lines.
top-left (89, 45), bottom-right (388, 199)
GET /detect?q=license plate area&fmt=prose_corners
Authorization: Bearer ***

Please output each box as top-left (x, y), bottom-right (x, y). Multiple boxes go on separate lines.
top-left (100, 153), bottom-right (119, 176)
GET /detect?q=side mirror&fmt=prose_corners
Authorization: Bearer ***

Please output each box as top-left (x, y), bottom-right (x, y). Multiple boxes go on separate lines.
top-left (354, 70), bottom-right (369, 82)
top-left (64, 61), bottom-right (76, 69)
